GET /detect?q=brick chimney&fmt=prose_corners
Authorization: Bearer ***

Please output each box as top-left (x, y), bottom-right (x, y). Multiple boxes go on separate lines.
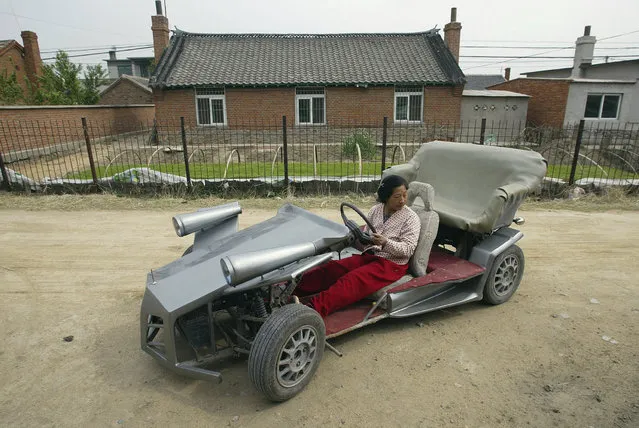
top-left (571, 25), bottom-right (596, 78)
top-left (20, 30), bottom-right (42, 87)
top-left (505, 67), bottom-right (511, 81)
top-left (151, 0), bottom-right (170, 62)
top-left (444, 7), bottom-right (462, 62)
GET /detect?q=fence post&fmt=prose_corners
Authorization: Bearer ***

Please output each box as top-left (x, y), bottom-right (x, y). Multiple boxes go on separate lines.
top-left (568, 119), bottom-right (586, 186)
top-left (479, 118), bottom-right (487, 145)
top-left (381, 117), bottom-right (388, 176)
top-left (180, 117), bottom-right (192, 190)
top-left (81, 117), bottom-right (99, 186)
top-left (282, 116), bottom-right (289, 186)
top-left (0, 150), bottom-right (11, 191)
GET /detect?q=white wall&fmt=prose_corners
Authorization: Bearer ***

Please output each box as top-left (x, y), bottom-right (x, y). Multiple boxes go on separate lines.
top-left (564, 81), bottom-right (639, 126)
top-left (461, 96), bottom-right (529, 141)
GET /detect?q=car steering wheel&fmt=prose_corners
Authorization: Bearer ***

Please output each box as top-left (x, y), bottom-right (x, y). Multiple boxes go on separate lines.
top-left (340, 202), bottom-right (377, 245)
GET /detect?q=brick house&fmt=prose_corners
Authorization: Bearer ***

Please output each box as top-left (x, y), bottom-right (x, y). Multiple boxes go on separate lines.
top-left (98, 75), bottom-right (153, 105)
top-left (148, 4), bottom-right (466, 127)
top-left (0, 31), bottom-right (42, 99)
top-left (490, 26), bottom-right (639, 127)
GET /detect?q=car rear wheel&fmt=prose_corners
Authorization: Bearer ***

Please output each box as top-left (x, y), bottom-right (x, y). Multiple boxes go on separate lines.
top-left (248, 304), bottom-right (325, 402)
top-left (482, 245), bottom-right (524, 305)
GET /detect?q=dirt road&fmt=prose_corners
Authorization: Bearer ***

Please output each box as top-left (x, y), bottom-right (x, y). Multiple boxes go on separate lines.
top-left (1, 207), bottom-right (638, 427)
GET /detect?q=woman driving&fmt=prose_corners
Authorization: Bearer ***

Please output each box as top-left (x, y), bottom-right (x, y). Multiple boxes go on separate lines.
top-left (294, 175), bottom-right (421, 317)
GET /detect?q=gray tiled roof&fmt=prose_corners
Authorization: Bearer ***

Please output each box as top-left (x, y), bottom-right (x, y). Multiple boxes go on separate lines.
top-left (151, 30), bottom-right (465, 88)
top-left (464, 74), bottom-right (506, 90)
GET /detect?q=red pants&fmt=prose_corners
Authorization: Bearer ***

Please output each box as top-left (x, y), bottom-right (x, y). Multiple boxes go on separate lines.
top-left (294, 254), bottom-right (408, 317)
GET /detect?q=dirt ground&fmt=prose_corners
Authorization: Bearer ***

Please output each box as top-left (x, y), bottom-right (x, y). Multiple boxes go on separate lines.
top-left (1, 202), bottom-right (638, 427)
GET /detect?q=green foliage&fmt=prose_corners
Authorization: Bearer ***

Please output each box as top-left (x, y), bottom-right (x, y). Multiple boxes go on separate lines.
top-left (81, 64), bottom-right (108, 104)
top-left (341, 130), bottom-right (377, 160)
top-left (0, 70), bottom-right (24, 104)
top-left (36, 51), bottom-right (108, 105)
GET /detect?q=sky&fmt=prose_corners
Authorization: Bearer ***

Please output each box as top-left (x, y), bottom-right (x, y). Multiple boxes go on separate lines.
top-left (1, 0), bottom-right (638, 78)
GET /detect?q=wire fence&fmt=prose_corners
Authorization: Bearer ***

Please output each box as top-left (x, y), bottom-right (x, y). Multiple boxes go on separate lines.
top-left (1, 116), bottom-right (638, 197)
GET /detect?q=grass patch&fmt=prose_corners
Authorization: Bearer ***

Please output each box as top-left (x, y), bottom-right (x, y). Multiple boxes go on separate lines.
top-left (546, 164), bottom-right (638, 181)
top-left (65, 161), bottom-right (638, 182)
top-left (66, 162), bottom-right (383, 180)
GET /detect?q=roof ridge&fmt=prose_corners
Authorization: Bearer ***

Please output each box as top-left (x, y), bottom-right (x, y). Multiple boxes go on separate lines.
top-left (173, 28), bottom-right (440, 38)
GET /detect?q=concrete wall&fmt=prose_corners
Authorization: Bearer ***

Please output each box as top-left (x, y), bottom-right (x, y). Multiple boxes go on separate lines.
top-left (461, 96), bottom-right (528, 123)
top-left (0, 105), bottom-right (155, 152)
top-left (461, 95), bottom-right (528, 140)
top-left (564, 81), bottom-right (639, 125)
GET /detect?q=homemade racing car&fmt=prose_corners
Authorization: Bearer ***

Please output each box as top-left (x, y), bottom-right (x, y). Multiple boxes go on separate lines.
top-left (140, 141), bottom-right (547, 401)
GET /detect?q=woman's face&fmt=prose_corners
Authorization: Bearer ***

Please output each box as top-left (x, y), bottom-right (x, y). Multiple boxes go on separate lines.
top-left (385, 185), bottom-right (407, 213)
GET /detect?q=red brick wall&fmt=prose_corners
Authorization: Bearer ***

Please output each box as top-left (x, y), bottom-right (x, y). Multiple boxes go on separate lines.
top-left (153, 88), bottom-right (195, 126)
top-left (326, 87), bottom-right (392, 125)
top-left (0, 44), bottom-right (29, 96)
top-left (0, 105), bottom-right (155, 152)
top-left (489, 79), bottom-right (570, 127)
top-left (98, 80), bottom-right (153, 105)
top-left (424, 85), bottom-right (463, 123)
top-left (226, 87), bottom-right (295, 124)
top-left (154, 85), bottom-right (463, 127)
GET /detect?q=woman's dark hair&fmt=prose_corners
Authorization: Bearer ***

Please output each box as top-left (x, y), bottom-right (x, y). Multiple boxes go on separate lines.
top-left (376, 174), bottom-right (409, 203)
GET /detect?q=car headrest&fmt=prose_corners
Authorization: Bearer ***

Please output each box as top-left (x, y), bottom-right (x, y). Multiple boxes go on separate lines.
top-left (407, 181), bottom-right (435, 211)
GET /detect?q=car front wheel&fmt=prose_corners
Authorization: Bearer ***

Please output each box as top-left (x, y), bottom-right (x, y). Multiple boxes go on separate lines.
top-left (482, 245), bottom-right (525, 305)
top-left (248, 304), bottom-right (325, 402)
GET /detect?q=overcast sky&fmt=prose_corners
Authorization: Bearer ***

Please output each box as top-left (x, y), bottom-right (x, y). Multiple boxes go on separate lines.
top-left (1, 0), bottom-right (638, 78)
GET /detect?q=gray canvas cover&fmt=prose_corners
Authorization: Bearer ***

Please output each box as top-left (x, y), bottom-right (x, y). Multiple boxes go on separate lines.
top-left (384, 141), bottom-right (547, 234)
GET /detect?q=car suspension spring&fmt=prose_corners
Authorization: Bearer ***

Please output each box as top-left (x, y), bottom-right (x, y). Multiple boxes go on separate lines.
top-left (253, 297), bottom-right (268, 318)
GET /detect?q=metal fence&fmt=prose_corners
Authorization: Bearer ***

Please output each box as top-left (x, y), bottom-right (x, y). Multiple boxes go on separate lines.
top-left (1, 116), bottom-right (638, 197)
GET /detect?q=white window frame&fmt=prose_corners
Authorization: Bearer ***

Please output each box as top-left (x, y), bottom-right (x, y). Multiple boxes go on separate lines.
top-left (394, 86), bottom-right (424, 124)
top-left (584, 93), bottom-right (622, 120)
top-left (295, 87), bottom-right (326, 126)
top-left (195, 88), bottom-right (227, 126)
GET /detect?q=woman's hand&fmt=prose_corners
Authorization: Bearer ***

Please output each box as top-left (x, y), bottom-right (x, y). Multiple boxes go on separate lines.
top-left (371, 233), bottom-right (387, 247)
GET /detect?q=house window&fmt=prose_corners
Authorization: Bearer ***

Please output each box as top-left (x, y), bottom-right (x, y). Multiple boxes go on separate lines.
top-left (584, 94), bottom-right (622, 119)
top-left (196, 88), bottom-right (226, 126)
top-left (117, 64), bottom-right (133, 77)
top-left (395, 87), bottom-right (423, 123)
top-left (296, 87), bottom-right (325, 125)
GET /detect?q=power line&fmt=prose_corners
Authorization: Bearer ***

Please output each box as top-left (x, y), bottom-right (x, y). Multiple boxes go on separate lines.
top-left (462, 45), bottom-right (639, 50)
top-left (40, 44), bottom-right (152, 54)
top-left (460, 54), bottom-right (639, 59)
top-left (0, 11), bottom-right (147, 41)
top-left (464, 28), bottom-right (639, 71)
top-left (42, 46), bottom-right (153, 61)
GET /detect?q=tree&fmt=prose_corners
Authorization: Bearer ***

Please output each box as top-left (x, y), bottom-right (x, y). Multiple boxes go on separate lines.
top-left (81, 64), bottom-right (108, 104)
top-left (36, 51), bottom-right (108, 105)
top-left (0, 70), bottom-right (24, 105)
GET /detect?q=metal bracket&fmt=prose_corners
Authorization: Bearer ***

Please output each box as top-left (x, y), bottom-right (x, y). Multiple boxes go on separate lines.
top-left (325, 341), bottom-right (343, 357)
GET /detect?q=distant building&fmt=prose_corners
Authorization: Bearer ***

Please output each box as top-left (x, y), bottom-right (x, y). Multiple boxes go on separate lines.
top-left (105, 51), bottom-right (154, 79)
top-left (464, 74), bottom-right (506, 90)
top-left (0, 31), bottom-right (42, 100)
top-left (98, 75), bottom-right (152, 105)
top-left (148, 4), bottom-right (467, 126)
top-left (490, 26), bottom-right (639, 127)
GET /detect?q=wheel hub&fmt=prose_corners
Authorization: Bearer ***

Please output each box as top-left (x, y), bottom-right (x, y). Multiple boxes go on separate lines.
top-left (494, 254), bottom-right (519, 296)
top-left (277, 326), bottom-right (318, 388)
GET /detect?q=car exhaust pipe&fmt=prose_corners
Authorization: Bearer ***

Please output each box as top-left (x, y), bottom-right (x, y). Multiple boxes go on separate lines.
top-left (220, 242), bottom-right (318, 286)
top-left (172, 202), bottom-right (242, 237)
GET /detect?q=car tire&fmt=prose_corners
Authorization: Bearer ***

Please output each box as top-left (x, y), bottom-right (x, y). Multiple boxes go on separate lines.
top-left (248, 304), bottom-right (325, 402)
top-left (482, 245), bottom-right (525, 305)
top-left (182, 245), bottom-right (193, 257)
